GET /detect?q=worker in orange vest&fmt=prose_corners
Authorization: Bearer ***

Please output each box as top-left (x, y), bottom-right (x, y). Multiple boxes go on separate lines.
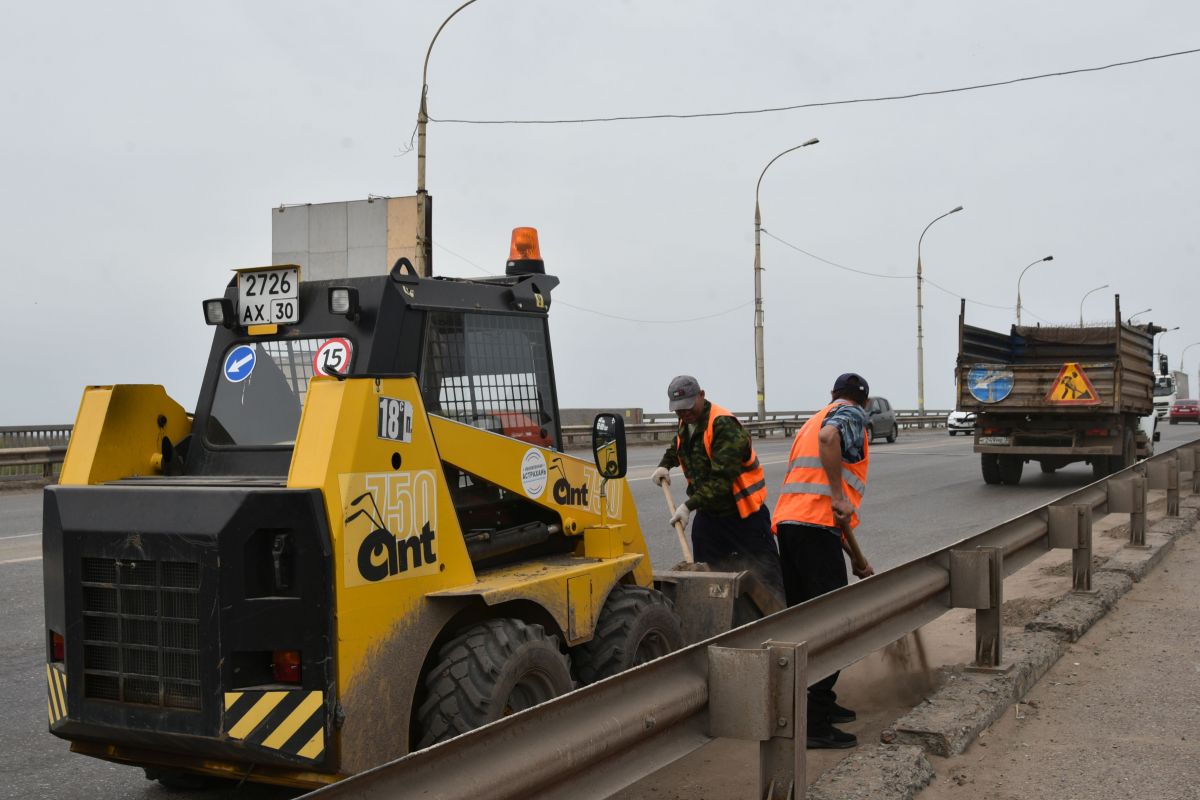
top-left (772, 372), bottom-right (875, 750)
top-left (651, 375), bottom-right (784, 604)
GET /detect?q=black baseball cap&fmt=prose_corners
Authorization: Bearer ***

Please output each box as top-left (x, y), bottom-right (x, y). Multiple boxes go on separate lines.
top-left (832, 373), bottom-right (869, 396)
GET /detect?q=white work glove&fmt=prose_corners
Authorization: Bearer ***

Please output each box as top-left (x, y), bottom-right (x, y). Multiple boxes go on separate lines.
top-left (651, 466), bottom-right (672, 486)
top-left (669, 501), bottom-right (692, 528)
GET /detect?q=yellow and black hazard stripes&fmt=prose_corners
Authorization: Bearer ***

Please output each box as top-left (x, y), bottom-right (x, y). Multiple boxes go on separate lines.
top-left (46, 664), bottom-right (68, 726)
top-left (223, 690), bottom-right (326, 762)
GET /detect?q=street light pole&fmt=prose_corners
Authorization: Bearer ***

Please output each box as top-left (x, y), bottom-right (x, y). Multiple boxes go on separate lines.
top-left (1015, 255), bottom-right (1054, 327)
top-left (1181, 342), bottom-right (1200, 378)
top-left (1127, 308), bottom-right (1152, 324)
top-left (1155, 326), bottom-right (1180, 370)
top-left (1078, 283), bottom-right (1109, 326)
top-left (415, 0), bottom-right (481, 277)
top-left (916, 205), bottom-right (963, 414)
top-left (753, 138), bottom-right (820, 422)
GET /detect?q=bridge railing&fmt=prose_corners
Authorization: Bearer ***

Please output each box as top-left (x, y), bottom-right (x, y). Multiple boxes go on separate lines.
top-left (300, 439), bottom-right (1200, 800)
top-left (1, 412), bottom-right (954, 477)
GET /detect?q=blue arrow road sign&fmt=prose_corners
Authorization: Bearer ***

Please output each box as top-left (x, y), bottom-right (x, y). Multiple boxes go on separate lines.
top-left (223, 345), bottom-right (256, 383)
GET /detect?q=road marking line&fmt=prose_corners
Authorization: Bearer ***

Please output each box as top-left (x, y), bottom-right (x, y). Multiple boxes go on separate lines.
top-left (0, 532), bottom-right (41, 541)
top-left (1, 556), bottom-right (43, 565)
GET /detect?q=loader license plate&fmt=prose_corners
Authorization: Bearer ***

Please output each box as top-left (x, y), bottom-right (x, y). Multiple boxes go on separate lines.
top-left (978, 436), bottom-right (1011, 445)
top-left (237, 267), bottom-right (300, 326)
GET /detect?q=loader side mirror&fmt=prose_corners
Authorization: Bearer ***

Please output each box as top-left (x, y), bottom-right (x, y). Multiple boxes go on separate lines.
top-left (591, 413), bottom-right (627, 479)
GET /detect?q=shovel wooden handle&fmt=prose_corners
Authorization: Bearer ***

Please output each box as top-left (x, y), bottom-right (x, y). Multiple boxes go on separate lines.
top-left (837, 516), bottom-right (874, 578)
top-left (660, 482), bottom-right (694, 563)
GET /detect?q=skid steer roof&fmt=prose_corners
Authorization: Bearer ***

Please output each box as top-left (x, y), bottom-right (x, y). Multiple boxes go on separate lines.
top-left (184, 268), bottom-right (562, 477)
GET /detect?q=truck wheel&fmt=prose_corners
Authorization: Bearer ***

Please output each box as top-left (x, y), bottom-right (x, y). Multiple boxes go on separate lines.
top-left (1110, 428), bottom-right (1136, 472)
top-left (998, 456), bottom-right (1023, 485)
top-left (981, 453), bottom-right (1001, 484)
top-left (1039, 461), bottom-right (1057, 474)
top-left (573, 585), bottom-right (683, 685)
top-left (416, 618), bottom-right (573, 748)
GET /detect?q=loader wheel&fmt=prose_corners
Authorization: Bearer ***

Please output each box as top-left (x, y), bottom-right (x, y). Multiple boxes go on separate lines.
top-left (998, 455), bottom-right (1023, 485)
top-left (981, 453), bottom-right (1001, 485)
top-left (416, 618), bottom-right (573, 748)
top-left (572, 585), bottom-right (683, 685)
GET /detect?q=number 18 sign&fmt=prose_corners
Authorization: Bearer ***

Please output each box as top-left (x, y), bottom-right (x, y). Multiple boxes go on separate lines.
top-left (378, 397), bottom-right (413, 443)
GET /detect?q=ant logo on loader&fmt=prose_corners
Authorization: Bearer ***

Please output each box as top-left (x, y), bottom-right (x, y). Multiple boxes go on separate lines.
top-left (549, 457), bottom-right (589, 507)
top-left (342, 471), bottom-right (439, 586)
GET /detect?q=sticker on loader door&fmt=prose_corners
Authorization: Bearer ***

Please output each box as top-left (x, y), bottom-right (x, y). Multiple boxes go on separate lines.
top-left (340, 471), bottom-right (439, 587)
top-left (520, 448), bottom-right (548, 499)
top-left (1046, 362), bottom-right (1100, 405)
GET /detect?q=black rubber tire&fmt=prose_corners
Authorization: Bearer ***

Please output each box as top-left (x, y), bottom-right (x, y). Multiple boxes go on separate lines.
top-left (949, 430), bottom-right (956, 436)
top-left (145, 769), bottom-right (229, 791)
top-left (1039, 461), bottom-right (1057, 474)
top-left (1092, 458), bottom-right (1109, 480)
top-left (998, 455), bottom-right (1023, 485)
top-left (981, 453), bottom-right (1001, 485)
top-left (573, 585), bottom-right (683, 685)
top-left (416, 618), bottom-right (573, 748)
top-left (886, 423), bottom-right (897, 444)
top-left (1170, 419), bottom-right (1177, 425)
top-left (1109, 427), bottom-right (1136, 473)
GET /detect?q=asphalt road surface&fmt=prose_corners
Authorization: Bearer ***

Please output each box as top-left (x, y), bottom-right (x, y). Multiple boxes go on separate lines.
top-left (2, 425), bottom-right (1198, 799)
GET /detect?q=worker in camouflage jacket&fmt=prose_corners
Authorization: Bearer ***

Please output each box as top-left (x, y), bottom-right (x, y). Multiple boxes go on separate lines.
top-left (652, 376), bottom-right (784, 603)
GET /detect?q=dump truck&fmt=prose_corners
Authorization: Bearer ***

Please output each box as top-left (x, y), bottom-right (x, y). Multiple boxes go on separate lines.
top-left (42, 228), bottom-right (779, 790)
top-left (955, 297), bottom-right (1156, 485)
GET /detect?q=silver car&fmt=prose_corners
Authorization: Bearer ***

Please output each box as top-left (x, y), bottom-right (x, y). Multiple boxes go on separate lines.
top-left (947, 410), bottom-right (976, 435)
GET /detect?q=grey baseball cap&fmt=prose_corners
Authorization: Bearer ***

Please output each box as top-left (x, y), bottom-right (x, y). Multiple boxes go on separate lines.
top-left (668, 375), bottom-right (702, 411)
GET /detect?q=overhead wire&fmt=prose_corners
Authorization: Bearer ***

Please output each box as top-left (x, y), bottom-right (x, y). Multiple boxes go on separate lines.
top-left (430, 46), bottom-right (1200, 125)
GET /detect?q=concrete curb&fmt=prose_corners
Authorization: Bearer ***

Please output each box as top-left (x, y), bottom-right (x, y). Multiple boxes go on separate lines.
top-left (1096, 532), bottom-right (1174, 582)
top-left (806, 744), bottom-right (934, 800)
top-left (884, 511), bottom-right (1199, 769)
top-left (887, 631), bottom-right (1065, 757)
top-left (1024, 571), bottom-right (1133, 642)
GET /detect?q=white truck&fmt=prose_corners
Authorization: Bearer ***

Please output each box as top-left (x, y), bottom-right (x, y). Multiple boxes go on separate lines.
top-left (1153, 369), bottom-right (1189, 419)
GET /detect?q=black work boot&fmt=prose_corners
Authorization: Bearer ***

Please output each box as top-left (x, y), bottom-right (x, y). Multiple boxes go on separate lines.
top-left (806, 725), bottom-right (857, 749)
top-left (829, 702), bottom-right (856, 723)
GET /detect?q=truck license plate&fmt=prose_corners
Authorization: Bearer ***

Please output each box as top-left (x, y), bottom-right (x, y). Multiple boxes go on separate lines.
top-left (237, 267), bottom-right (300, 325)
top-left (978, 436), bottom-right (1010, 445)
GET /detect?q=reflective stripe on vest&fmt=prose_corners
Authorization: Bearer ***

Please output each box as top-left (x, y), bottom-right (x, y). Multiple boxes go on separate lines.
top-left (771, 400), bottom-right (870, 531)
top-left (676, 402), bottom-right (767, 518)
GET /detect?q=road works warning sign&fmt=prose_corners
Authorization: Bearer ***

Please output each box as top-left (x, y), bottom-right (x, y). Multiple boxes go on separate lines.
top-left (1046, 362), bottom-right (1101, 405)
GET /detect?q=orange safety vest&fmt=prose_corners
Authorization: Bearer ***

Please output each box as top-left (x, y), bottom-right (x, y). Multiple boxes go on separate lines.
top-left (676, 403), bottom-right (767, 518)
top-left (772, 400), bottom-right (870, 531)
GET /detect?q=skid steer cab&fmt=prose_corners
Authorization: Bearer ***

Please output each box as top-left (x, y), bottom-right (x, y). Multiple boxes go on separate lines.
top-left (41, 229), bottom-right (685, 790)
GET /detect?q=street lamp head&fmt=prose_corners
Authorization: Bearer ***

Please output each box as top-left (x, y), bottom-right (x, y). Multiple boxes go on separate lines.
top-left (950, 205), bottom-right (964, 214)
top-left (1043, 255), bottom-right (1054, 262)
top-left (803, 138), bottom-right (820, 146)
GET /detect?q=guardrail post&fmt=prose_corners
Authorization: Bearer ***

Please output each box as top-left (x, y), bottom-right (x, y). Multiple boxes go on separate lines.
top-left (950, 546), bottom-right (1005, 669)
top-left (1129, 472), bottom-right (1147, 547)
top-left (708, 640), bottom-right (807, 800)
top-left (1146, 455), bottom-right (1180, 517)
top-left (1048, 503), bottom-right (1093, 592)
top-left (1193, 445), bottom-right (1200, 494)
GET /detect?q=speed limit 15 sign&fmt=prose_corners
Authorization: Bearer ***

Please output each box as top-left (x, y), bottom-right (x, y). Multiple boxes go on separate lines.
top-left (313, 338), bottom-right (353, 376)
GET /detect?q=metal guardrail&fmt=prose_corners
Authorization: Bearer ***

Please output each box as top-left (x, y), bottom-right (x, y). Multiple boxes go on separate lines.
top-left (1, 413), bottom-right (953, 473)
top-left (561, 411), bottom-right (952, 448)
top-left (303, 439), bottom-right (1200, 800)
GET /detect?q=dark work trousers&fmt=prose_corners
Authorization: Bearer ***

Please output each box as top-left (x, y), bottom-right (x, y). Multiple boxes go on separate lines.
top-left (776, 521), bottom-right (850, 733)
top-left (691, 505), bottom-right (786, 606)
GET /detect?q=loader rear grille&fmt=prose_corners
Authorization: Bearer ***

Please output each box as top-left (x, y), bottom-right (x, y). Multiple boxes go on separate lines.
top-left (80, 557), bottom-right (202, 710)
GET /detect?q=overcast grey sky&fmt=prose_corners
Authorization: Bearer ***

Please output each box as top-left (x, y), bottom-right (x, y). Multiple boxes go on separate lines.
top-left (2, 1), bottom-right (1198, 424)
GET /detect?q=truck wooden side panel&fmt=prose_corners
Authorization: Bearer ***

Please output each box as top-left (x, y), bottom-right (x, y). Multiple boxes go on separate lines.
top-left (956, 320), bottom-right (1153, 416)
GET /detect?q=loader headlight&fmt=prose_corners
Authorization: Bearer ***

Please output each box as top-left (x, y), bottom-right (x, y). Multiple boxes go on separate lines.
top-left (203, 298), bottom-right (235, 328)
top-left (328, 287), bottom-right (360, 321)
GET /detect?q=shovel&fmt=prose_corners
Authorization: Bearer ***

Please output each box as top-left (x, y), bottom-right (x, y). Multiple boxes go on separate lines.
top-left (659, 482), bottom-right (693, 563)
